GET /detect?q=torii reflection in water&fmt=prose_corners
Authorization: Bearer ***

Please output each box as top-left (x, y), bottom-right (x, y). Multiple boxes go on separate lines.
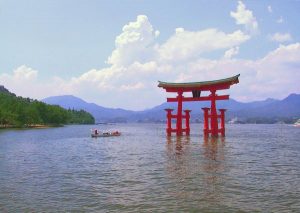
top-left (166, 135), bottom-right (191, 156)
top-left (164, 135), bottom-right (227, 204)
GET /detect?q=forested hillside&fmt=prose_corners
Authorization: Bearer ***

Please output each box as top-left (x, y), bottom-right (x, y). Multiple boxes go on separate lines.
top-left (0, 87), bottom-right (94, 127)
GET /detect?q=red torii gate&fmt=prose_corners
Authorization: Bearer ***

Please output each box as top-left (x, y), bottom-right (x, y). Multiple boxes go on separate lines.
top-left (158, 74), bottom-right (240, 137)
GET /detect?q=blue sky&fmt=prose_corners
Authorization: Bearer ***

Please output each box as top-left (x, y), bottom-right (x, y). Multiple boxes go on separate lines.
top-left (0, 0), bottom-right (300, 109)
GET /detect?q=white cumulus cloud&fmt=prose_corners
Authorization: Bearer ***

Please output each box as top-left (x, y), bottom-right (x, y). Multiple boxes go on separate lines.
top-left (223, 46), bottom-right (240, 59)
top-left (267, 5), bottom-right (272, 13)
top-left (1, 15), bottom-right (300, 110)
top-left (230, 1), bottom-right (258, 34)
top-left (0, 65), bottom-right (70, 99)
top-left (158, 28), bottom-right (249, 61)
top-left (270, 33), bottom-right (292, 43)
top-left (107, 15), bottom-right (159, 66)
top-left (13, 65), bottom-right (38, 80)
top-left (0, 65), bottom-right (38, 88)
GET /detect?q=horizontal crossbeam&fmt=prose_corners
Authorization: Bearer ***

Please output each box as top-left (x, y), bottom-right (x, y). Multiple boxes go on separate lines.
top-left (167, 95), bottom-right (229, 102)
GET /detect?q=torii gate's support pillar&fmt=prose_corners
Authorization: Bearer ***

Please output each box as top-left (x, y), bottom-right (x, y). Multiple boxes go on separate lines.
top-left (202, 107), bottom-right (227, 137)
top-left (164, 108), bottom-right (191, 136)
top-left (202, 107), bottom-right (210, 137)
top-left (165, 109), bottom-right (174, 136)
top-left (219, 109), bottom-right (226, 137)
top-left (184, 110), bottom-right (191, 135)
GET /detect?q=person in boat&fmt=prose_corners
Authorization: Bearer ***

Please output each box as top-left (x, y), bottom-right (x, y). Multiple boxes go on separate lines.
top-left (94, 129), bottom-right (99, 135)
top-left (112, 131), bottom-right (120, 136)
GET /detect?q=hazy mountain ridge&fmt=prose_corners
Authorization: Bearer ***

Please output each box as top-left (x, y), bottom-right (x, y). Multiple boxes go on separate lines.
top-left (42, 94), bottom-right (300, 123)
top-left (0, 87), bottom-right (95, 127)
top-left (42, 95), bottom-right (134, 123)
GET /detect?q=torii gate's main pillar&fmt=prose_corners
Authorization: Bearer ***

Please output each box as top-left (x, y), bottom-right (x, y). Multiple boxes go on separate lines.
top-left (202, 107), bottom-right (226, 137)
top-left (158, 74), bottom-right (240, 137)
top-left (164, 108), bottom-right (191, 136)
top-left (176, 91), bottom-right (183, 136)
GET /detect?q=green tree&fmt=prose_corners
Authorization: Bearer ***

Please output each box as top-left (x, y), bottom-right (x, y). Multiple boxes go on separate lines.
top-left (0, 89), bottom-right (95, 127)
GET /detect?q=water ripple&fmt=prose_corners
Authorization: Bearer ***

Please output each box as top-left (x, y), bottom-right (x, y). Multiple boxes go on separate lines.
top-left (0, 124), bottom-right (299, 212)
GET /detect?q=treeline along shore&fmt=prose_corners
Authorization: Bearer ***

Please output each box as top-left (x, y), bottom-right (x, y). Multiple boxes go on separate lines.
top-left (0, 86), bottom-right (95, 128)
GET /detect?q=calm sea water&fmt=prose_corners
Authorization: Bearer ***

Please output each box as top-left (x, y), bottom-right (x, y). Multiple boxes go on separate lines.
top-left (0, 124), bottom-right (299, 212)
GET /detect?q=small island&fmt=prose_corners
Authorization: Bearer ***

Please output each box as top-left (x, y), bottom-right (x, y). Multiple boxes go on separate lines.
top-left (0, 86), bottom-right (95, 128)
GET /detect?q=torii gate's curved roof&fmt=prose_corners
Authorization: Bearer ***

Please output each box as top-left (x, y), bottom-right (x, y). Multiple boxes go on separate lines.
top-left (158, 74), bottom-right (240, 91)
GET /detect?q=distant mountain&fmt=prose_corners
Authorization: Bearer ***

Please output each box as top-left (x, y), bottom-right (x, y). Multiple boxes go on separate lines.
top-left (145, 97), bottom-right (278, 112)
top-left (42, 95), bottom-right (134, 123)
top-left (42, 94), bottom-right (300, 123)
top-left (233, 94), bottom-right (300, 118)
top-left (138, 98), bottom-right (280, 121)
top-left (0, 87), bottom-right (94, 127)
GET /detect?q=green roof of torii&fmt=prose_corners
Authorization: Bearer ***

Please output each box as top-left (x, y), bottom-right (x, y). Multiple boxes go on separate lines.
top-left (158, 74), bottom-right (240, 89)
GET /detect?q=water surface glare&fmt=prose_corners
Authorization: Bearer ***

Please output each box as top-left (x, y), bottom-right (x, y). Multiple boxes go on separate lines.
top-left (0, 124), bottom-right (299, 212)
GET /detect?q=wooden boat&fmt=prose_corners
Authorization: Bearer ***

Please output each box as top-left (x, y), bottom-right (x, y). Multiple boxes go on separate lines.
top-left (91, 130), bottom-right (121, 138)
top-left (293, 119), bottom-right (300, 127)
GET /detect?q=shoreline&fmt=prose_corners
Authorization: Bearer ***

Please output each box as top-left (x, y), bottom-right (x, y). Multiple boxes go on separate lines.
top-left (0, 124), bottom-right (62, 129)
top-left (0, 123), bottom-right (95, 130)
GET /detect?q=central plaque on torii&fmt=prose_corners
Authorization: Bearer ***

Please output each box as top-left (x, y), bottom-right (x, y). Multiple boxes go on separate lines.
top-left (158, 74), bottom-right (240, 137)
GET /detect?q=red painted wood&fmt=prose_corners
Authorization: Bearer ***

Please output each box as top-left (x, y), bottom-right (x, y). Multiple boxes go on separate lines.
top-left (164, 83), bottom-right (232, 93)
top-left (202, 107), bottom-right (210, 137)
top-left (167, 95), bottom-right (229, 102)
top-left (176, 92), bottom-right (183, 136)
top-left (160, 76), bottom-right (240, 137)
top-left (219, 109), bottom-right (226, 136)
top-left (164, 109), bottom-right (174, 136)
top-left (210, 90), bottom-right (219, 137)
top-left (184, 110), bottom-right (191, 135)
